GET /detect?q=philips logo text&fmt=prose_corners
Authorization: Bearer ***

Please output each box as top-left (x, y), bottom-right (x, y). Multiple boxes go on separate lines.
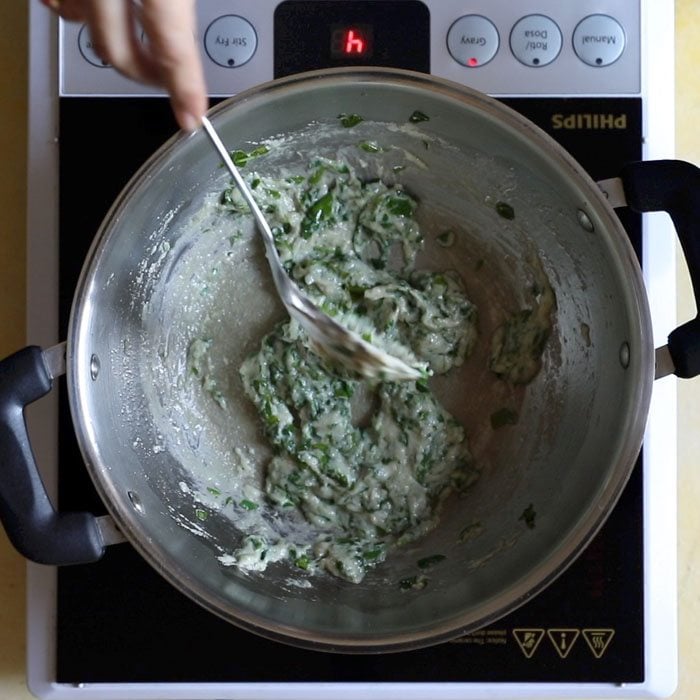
top-left (551, 113), bottom-right (628, 130)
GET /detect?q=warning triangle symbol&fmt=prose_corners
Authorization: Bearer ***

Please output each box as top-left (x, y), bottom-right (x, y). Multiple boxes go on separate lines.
top-left (513, 628), bottom-right (545, 658)
top-left (582, 628), bottom-right (615, 658)
top-left (547, 628), bottom-right (580, 658)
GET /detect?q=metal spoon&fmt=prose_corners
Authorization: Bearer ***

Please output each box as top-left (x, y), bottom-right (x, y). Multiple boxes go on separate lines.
top-left (200, 116), bottom-right (424, 381)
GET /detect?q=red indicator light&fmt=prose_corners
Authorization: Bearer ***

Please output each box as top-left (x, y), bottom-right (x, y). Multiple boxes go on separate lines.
top-left (467, 57), bottom-right (479, 66)
top-left (330, 24), bottom-right (374, 59)
top-left (344, 29), bottom-right (365, 55)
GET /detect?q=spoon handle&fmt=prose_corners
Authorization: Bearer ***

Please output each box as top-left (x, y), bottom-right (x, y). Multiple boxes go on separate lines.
top-left (200, 117), bottom-right (285, 272)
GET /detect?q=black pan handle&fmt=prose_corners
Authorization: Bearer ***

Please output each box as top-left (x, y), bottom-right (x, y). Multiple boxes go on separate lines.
top-left (620, 159), bottom-right (700, 378)
top-left (0, 345), bottom-right (105, 564)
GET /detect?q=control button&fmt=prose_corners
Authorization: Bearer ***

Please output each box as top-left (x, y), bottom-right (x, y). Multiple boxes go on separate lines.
top-left (77, 25), bottom-right (110, 68)
top-left (572, 15), bottom-right (625, 67)
top-left (204, 15), bottom-right (257, 68)
top-left (447, 15), bottom-right (499, 68)
top-left (510, 15), bottom-right (562, 67)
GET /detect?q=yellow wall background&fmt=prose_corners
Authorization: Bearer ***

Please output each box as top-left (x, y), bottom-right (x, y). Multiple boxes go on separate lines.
top-left (0, 2), bottom-right (698, 698)
top-left (673, 0), bottom-right (700, 695)
top-left (0, 2), bottom-right (30, 699)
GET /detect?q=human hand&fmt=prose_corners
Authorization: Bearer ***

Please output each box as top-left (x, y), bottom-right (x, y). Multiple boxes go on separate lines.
top-left (42, 0), bottom-right (208, 131)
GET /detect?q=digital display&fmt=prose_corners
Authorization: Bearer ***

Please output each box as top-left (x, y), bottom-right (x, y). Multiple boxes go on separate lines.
top-left (330, 24), bottom-right (374, 59)
top-left (274, 1), bottom-right (429, 78)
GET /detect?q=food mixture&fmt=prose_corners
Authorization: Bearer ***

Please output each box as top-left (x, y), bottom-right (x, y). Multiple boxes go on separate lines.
top-left (175, 123), bottom-right (555, 585)
top-left (191, 157), bottom-right (477, 583)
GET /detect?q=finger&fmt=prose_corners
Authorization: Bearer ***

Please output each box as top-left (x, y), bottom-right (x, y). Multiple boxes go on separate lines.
top-left (138, 0), bottom-right (208, 130)
top-left (82, 0), bottom-right (159, 86)
top-left (41, 0), bottom-right (87, 22)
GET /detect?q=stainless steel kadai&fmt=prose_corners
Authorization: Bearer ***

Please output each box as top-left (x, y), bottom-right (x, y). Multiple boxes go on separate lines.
top-left (1, 68), bottom-right (699, 653)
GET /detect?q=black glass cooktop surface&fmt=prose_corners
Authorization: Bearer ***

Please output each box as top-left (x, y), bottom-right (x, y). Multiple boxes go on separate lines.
top-left (56, 95), bottom-right (643, 685)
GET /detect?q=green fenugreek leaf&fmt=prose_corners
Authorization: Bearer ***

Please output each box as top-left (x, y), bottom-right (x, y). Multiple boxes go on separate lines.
top-left (339, 113), bottom-right (364, 128)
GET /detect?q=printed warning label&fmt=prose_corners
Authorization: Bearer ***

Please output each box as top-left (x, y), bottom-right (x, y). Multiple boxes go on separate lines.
top-left (547, 628), bottom-right (580, 658)
top-left (449, 629), bottom-right (508, 646)
top-left (582, 628), bottom-right (615, 658)
top-left (513, 629), bottom-right (545, 658)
